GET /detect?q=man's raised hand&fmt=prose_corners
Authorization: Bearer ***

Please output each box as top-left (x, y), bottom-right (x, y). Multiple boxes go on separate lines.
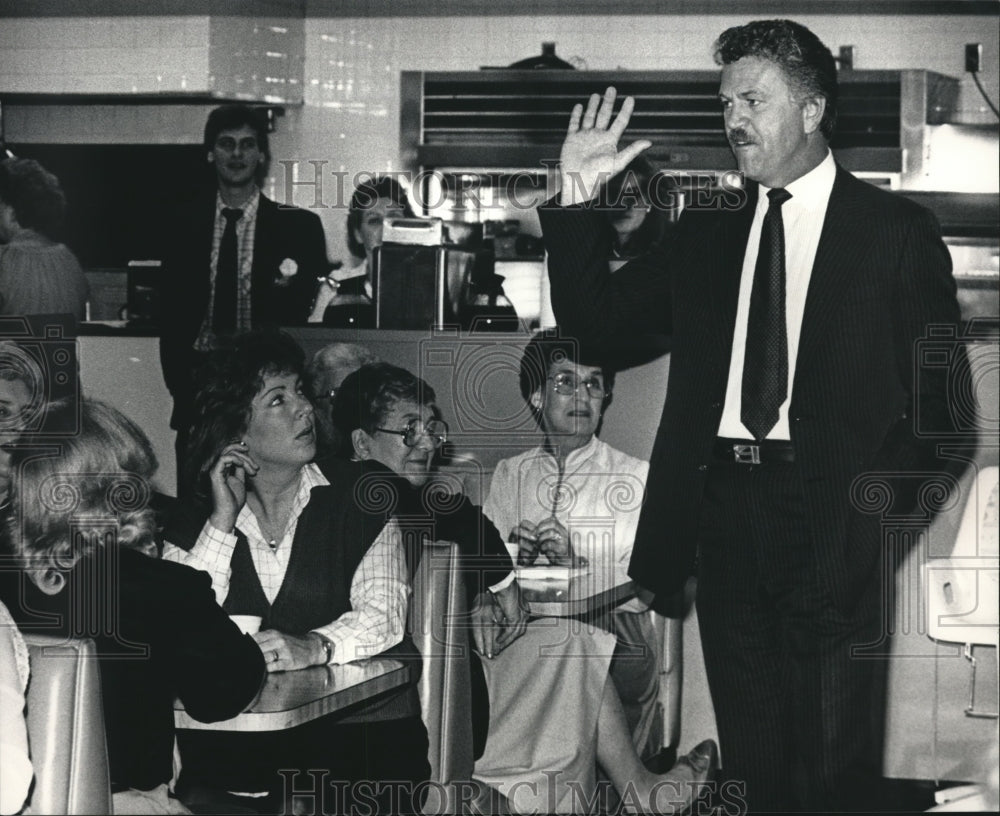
top-left (558, 87), bottom-right (652, 206)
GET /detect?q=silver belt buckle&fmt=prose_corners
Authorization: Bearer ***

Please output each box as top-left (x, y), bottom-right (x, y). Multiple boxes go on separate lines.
top-left (733, 444), bottom-right (761, 464)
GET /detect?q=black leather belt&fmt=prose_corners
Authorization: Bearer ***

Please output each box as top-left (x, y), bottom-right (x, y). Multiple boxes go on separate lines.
top-left (713, 438), bottom-right (795, 464)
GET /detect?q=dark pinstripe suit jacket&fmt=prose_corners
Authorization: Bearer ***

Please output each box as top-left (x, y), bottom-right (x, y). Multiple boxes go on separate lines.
top-left (539, 164), bottom-right (963, 612)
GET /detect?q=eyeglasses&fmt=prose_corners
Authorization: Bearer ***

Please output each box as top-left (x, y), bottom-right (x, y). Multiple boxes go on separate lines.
top-left (375, 418), bottom-right (448, 449)
top-left (549, 373), bottom-right (608, 399)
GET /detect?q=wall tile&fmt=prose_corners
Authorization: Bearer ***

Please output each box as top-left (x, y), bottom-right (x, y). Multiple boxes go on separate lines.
top-left (0, 10), bottom-right (995, 255)
top-left (293, 12), bottom-right (999, 263)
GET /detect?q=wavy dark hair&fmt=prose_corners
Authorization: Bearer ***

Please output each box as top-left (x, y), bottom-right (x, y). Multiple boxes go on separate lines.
top-left (0, 157), bottom-right (68, 240)
top-left (5, 398), bottom-right (158, 593)
top-left (203, 104), bottom-right (271, 185)
top-left (346, 175), bottom-right (415, 260)
top-left (329, 362), bottom-right (436, 459)
top-left (185, 329), bottom-right (305, 495)
top-left (714, 19), bottom-right (838, 140)
top-left (518, 330), bottom-right (615, 406)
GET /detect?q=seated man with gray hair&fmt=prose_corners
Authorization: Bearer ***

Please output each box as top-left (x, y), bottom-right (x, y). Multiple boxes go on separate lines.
top-left (306, 341), bottom-right (380, 457)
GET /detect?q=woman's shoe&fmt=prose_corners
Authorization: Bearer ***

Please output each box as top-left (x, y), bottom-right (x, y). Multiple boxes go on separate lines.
top-left (672, 739), bottom-right (718, 784)
top-left (648, 739), bottom-right (719, 814)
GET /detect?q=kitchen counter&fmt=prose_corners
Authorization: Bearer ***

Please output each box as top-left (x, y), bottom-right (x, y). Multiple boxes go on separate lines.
top-left (80, 320), bottom-right (160, 336)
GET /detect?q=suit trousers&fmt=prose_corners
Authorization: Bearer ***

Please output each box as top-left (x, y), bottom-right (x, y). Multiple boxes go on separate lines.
top-left (695, 458), bottom-right (884, 812)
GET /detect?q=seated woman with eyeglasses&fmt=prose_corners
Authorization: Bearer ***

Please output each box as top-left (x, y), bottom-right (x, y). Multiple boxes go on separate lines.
top-left (161, 330), bottom-right (428, 814)
top-left (328, 362), bottom-right (716, 815)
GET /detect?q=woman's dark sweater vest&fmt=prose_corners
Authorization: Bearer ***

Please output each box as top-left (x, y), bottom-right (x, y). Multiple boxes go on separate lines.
top-left (223, 485), bottom-right (370, 632)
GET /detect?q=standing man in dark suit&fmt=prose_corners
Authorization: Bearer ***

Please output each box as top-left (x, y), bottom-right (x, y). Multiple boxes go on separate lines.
top-left (159, 105), bottom-right (327, 489)
top-left (539, 19), bottom-right (963, 812)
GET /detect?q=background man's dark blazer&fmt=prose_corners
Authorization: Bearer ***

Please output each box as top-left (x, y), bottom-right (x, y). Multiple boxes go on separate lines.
top-left (159, 190), bottom-right (328, 430)
top-left (539, 164), bottom-right (963, 612)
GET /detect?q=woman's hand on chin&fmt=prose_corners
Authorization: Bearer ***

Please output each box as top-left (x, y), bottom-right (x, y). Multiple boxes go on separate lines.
top-left (208, 441), bottom-right (259, 533)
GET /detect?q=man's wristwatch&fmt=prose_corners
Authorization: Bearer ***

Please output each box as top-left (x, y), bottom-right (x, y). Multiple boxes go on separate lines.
top-left (316, 636), bottom-right (333, 665)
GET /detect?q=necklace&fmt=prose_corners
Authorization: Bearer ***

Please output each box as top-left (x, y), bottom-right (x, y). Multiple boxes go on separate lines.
top-left (260, 524), bottom-right (282, 551)
top-left (247, 486), bottom-right (295, 553)
top-left (254, 513), bottom-right (286, 551)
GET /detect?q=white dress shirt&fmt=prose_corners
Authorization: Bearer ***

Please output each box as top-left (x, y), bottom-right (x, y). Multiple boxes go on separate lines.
top-left (717, 150), bottom-right (836, 441)
top-left (162, 462), bottom-right (409, 664)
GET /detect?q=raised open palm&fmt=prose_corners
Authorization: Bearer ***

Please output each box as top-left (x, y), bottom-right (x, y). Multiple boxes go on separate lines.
top-left (558, 86), bottom-right (652, 206)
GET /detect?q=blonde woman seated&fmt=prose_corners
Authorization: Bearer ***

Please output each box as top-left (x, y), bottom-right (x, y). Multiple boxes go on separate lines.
top-left (330, 362), bottom-right (717, 815)
top-left (0, 399), bottom-right (265, 815)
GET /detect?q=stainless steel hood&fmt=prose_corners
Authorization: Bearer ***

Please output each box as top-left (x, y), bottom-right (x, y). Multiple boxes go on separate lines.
top-left (401, 69), bottom-right (959, 188)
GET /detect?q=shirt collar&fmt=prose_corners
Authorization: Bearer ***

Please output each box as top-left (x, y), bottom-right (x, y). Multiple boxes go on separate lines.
top-left (758, 149), bottom-right (835, 213)
top-left (235, 462), bottom-right (329, 543)
top-left (7, 228), bottom-right (49, 247)
top-left (215, 187), bottom-right (261, 219)
top-left (300, 461), bottom-right (329, 491)
top-left (540, 434), bottom-right (601, 469)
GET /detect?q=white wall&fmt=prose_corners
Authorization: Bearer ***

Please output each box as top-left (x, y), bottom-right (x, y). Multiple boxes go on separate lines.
top-left (285, 12), bottom-right (1000, 263)
top-left (2, 11), bottom-right (996, 261)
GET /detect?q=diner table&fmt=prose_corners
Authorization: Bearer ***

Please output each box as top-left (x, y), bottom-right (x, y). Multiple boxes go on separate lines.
top-left (517, 562), bottom-right (637, 618)
top-left (174, 657), bottom-right (416, 732)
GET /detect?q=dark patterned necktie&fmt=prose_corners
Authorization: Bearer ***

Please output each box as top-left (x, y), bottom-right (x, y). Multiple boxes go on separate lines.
top-left (212, 207), bottom-right (243, 334)
top-left (741, 188), bottom-right (792, 441)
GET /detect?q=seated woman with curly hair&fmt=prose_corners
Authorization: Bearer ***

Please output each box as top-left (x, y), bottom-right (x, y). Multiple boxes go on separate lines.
top-left (0, 158), bottom-right (89, 320)
top-left (162, 329), bottom-right (429, 814)
top-left (0, 398), bottom-right (265, 815)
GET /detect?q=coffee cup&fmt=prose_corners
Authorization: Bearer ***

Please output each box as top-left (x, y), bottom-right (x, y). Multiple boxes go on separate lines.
top-left (229, 614), bottom-right (262, 635)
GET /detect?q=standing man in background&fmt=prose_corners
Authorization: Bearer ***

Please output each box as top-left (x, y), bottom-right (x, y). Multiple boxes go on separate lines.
top-left (539, 19), bottom-right (963, 812)
top-left (159, 105), bottom-right (327, 489)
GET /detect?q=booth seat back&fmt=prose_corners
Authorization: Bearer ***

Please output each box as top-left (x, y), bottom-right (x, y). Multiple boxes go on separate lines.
top-left (407, 540), bottom-right (474, 786)
top-left (22, 634), bottom-right (112, 815)
top-left (654, 610), bottom-right (684, 757)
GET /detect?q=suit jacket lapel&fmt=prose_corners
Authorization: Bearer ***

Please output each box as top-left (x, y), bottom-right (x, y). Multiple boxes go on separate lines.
top-left (796, 165), bottom-right (871, 371)
top-left (250, 193), bottom-right (273, 321)
top-left (198, 192), bottom-right (217, 281)
top-left (251, 193), bottom-right (273, 285)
